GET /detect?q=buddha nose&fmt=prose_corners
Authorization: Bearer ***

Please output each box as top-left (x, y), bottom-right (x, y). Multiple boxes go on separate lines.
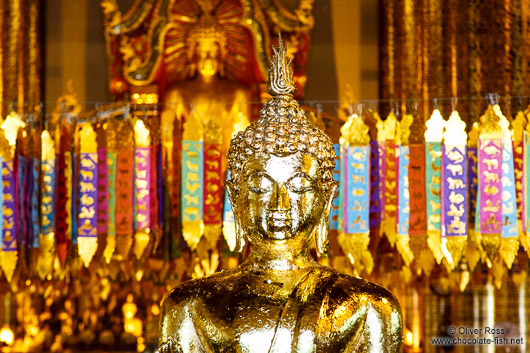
top-left (271, 184), bottom-right (291, 211)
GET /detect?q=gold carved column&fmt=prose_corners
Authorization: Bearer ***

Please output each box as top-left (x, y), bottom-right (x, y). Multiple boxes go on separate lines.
top-left (380, 0), bottom-right (530, 124)
top-left (0, 0), bottom-right (43, 117)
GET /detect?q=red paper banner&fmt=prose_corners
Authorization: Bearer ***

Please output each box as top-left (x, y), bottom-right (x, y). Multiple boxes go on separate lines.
top-left (409, 144), bottom-right (427, 235)
top-left (203, 144), bottom-right (222, 225)
top-left (115, 149), bottom-right (134, 236)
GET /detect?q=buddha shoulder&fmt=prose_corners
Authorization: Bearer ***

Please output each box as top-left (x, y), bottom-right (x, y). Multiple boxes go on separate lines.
top-left (316, 269), bottom-right (403, 352)
top-left (331, 271), bottom-right (402, 313)
top-left (162, 268), bottom-right (243, 307)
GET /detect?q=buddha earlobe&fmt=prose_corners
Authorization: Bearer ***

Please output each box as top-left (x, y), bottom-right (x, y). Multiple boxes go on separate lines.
top-left (225, 179), bottom-right (245, 253)
top-left (315, 182), bottom-right (339, 257)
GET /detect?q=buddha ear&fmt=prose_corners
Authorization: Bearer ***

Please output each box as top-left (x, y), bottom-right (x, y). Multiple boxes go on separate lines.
top-left (315, 181), bottom-right (339, 257)
top-left (225, 180), bottom-right (245, 252)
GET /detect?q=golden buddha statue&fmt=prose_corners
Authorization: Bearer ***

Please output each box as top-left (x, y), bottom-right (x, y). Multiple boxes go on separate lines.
top-left (157, 39), bottom-right (403, 353)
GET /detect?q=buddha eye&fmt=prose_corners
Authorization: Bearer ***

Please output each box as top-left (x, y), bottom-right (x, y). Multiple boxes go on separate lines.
top-left (248, 174), bottom-right (273, 194)
top-left (288, 175), bottom-right (313, 193)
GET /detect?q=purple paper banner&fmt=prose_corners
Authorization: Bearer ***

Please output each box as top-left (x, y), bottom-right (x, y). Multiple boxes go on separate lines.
top-left (32, 157), bottom-right (39, 248)
top-left (78, 153), bottom-right (98, 238)
top-left (467, 148), bottom-right (478, 230)
top-left (369, 141), bottom-right (381, 231)
top-left (479, 139), bottom-right (503, 234)
top-left (378, 142), bottom-right (386, 222)
top-left (3, 160), bottom-right (17, 252)
top-left (442, 145), bottom-right (467, 236)
top-left (97, 148), bottom-right (109, 235)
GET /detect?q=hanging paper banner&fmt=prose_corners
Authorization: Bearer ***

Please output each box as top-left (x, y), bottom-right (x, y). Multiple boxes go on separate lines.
top-left (18, 154), bottom-right (26, 247)
top-left (223, 170), bottom-right (237, 253)
top-left (478, 138), bottom-right (503, 254)
top-left (377, 126), bottom-right (386, 226)
top-left (337, 113), bottom-right (372, 272)
top-left (22, 148), bottom-right (34, 248)
top-left (441, 110), bottom-right (468, 270)
top-left (96, 128), bottom-right (109, 238)
top-left (396, 144), bottom-right (413, 265)
top-left (442, 148), bottom-right (467, 229)
top-left (181, 140), bottom-right (203, 250)
top-left (104, 150), bottom-right (117, 263)
top-left (2, 160), bottom-right (17, 281)
top-left (0, 112), bottom-right (25, 281)
top-left (55, 124), bottom-right (73, 266)
top-left (524, 130), bottom-right (530, 237)
top-left (395, 113), bottom-right (414, 266)
top-left (477, 105), bottom-right (505, 263)
top-left (499, 130), bottom-right (518, 267)
top-left (37, 130), bottom-right (55, 280)
top-left (382, 112), bottom-right (397, 246)
top-left (133, 119), bottom-right (152, 259)
top-left (329, 144), bottom-right (341, 230)
top-left (467, 124), bottom-right (479, 234)
top-left (203, 119), bottom-right (223, 250)
top-left (101, 119), bottom-right (117, 263)
top-left (512, 112), bottom-right (526, 226)
top-left (77, 123), bottom-right (98, 268)
top-left (115, 121), bottom-right (134, 258)
top-left (424, 109), bottom-right (445, 264)
top-left (397, 145), bottom-right (410, 237)
top-left (344, 145), bottom-right (370, 234)
top-left (338, 144), bottom-right (345, 233)
top-left (203, 146), bottom-right (222, 233)
top-left (369, 141), bottom-right (381, 235)
top-left (31, 155), bottom-right (39, 248)
top-left (409, 146), bottom-right (427, 236)
top-left (408, 144), bottom-right (428, 267)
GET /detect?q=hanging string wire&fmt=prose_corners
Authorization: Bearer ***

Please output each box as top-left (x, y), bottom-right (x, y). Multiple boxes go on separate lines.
top-left (1, 93), bottom-right (529, 123)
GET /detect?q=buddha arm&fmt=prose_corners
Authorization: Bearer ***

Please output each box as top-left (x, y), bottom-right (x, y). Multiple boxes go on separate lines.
top-left (360, 297), bottom-right (403, 353)
top-left (157, 288), bottom-right (234, 353)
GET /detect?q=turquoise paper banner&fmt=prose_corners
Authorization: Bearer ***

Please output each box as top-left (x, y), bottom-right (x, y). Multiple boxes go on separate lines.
top-left (181, 141), bottom-right (203, 223)
top-left (223, 171), bottom-right (234, 225)
top-left (397, 145), bottom-right (410, 235)
top-left (338, 145), bottom-right (345, 232)
top-left (522, 131), bottom-right (530, 232)
top-left (344, 145), bottom-right (370, 234)
top-left (426, 142), bottom-right (442, 232)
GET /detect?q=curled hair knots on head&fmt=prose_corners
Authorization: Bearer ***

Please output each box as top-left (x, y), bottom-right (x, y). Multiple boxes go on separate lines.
top-left (227, 96), bottom-right (336, 195)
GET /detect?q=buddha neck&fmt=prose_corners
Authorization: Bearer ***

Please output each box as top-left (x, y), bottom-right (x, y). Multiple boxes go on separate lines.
top-left (242, 245), bottom-right (318, 273)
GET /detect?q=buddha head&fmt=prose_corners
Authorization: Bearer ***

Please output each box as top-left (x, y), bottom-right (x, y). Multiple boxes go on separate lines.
top-left (187, 0), bottom-right (226, 78)
top-left (226, 37), bottom-right (337, 257)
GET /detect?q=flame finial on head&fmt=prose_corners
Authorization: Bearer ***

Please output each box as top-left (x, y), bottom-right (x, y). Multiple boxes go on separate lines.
top-left (267, 34), bottom-right (296, 96)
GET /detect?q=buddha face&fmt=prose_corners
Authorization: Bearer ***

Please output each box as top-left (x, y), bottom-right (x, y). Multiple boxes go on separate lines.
top-left (228, 152), bottom-right (335, 252)
top-left (194, 38), bottom-right (219, 77)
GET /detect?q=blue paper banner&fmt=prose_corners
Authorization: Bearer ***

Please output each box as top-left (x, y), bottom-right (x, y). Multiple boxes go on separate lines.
top-left (397, 145), bottom-right (410, 235)
top-left (344, 145), bottom-right (370, 234)
top-left (32, 157), bottom-right (39, 248)
top-left (502, 140), bottom-right (518, 238)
